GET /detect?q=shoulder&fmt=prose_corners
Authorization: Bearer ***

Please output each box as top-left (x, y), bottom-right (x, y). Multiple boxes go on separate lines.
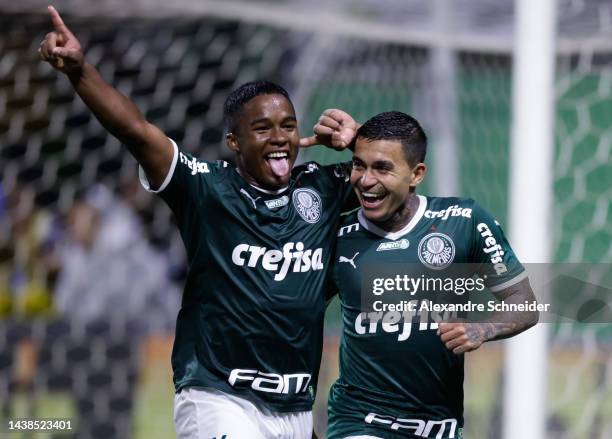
top-left (292, 161), bottom-right (351, 184)
top-left (177, 150), bottom-right (231, 177)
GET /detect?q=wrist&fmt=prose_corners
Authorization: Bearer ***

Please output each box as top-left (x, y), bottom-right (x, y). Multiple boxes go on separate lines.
top-left (479, 322), bottom-right (497, 342)
top-left (66, 60), bottom-right (87, 83)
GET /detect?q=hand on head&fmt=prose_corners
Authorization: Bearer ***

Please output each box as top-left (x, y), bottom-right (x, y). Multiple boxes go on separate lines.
top-left (38, 6), bottom-right (84, 74)
top-left (300, 108), bottom-right (360, 151)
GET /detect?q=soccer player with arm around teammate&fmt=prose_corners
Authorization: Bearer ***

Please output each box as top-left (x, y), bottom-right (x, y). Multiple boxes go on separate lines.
top-left (316, 110), bottom-right (539, 439)
top-left (39, 6), bottom-right (360, 439)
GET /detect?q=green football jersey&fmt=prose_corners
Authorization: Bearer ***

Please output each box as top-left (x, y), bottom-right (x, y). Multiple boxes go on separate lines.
top-left (327, 195), bottom-right (526, 439)
top-left (140, 140), bottom-right (353, 412)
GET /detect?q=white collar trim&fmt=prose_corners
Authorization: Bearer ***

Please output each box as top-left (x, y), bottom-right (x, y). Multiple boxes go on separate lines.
top-left (235, 169), bottom-right (288, 194)
top-left (249, 183), bottom-right (288, 195)
top-left (357, 194), bottom-right (427, 240)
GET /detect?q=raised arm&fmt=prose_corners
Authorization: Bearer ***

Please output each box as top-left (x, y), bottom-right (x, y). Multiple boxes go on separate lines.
top-left (38, 6), bottom-right (172, 189)
top-left (437, 277), bottom-right (539, 355)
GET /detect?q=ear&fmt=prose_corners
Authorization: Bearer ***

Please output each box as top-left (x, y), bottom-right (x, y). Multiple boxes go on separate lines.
top-left (226, 132), bottom-right (240, 154)
top-left (409, 163), bottom-right (427, 187)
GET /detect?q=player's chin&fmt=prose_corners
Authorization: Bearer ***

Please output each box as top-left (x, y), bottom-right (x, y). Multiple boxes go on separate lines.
top-left (261, 170), bottom-right (291, 189)
top-left (361, 207), bottom-right (390, 223)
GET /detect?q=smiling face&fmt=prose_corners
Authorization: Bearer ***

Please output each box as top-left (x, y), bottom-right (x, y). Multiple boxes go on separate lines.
top-left (351, 138), bottom-right (426, 231)
top-left (226, 94), bottom-right (299, 190)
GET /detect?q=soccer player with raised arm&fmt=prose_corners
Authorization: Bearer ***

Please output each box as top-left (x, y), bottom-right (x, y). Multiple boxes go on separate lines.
top-left (38, 6), bottom-right (358, 439)
top-left (321, 111), bottom-right (539, 439)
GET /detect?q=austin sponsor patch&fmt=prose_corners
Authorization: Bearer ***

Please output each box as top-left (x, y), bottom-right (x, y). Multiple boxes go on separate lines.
top-left (376, 239), bottom-right (410, 252)
top-left (265, 195), bottom-right (289, 210)
top-left (292, 188), bottom-right (322, 223)
top-left (418, 232), bottom-right (455, 269)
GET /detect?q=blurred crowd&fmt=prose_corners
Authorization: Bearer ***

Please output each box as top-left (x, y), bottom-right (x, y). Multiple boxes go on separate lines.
top-left (0, 175), bottom-right (185, 437)
top-left (0, 176), bottom-right (181, 329)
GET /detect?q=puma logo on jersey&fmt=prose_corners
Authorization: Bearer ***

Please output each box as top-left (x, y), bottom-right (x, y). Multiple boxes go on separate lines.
top-left (231, 242), bottom-right (324, 281)
top-left (240, 189), bottom-right (261, 209)
top-left (228, 369), bottom-right (312, 395)
top-left (339, 252), bottom-right (359, 269)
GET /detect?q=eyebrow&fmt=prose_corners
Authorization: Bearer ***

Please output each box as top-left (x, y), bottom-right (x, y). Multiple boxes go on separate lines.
top-left (250, 116), bottom-right (297, 126)
top-left (353, 156), bottom-right (394, 169)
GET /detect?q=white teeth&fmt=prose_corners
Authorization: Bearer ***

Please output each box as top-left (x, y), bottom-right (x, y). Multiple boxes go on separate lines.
top-left (267, 152), bottom-right (288, 159)
top-left (362, 192), bottom-right (384, 199)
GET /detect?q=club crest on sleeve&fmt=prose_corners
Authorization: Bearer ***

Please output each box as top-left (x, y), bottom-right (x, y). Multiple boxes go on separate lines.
top-left (292, 188), bottom-right (322, 223)
top-left (418, 232), bottom-right (455, 269)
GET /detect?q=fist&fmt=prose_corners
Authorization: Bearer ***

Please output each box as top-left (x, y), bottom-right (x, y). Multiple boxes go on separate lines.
top-left (437, 321), bottom-right (495, 354)
top-left (300, 108), bottom-right (360, 151)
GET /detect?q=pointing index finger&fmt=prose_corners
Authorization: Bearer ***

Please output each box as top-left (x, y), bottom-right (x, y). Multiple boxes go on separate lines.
top-left (48, 6), bottom-right (69, 33)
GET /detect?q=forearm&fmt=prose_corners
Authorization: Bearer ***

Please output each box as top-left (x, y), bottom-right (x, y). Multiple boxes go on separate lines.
top-left (66, 63), bottom-right (171, 186)
top-left (479, 281), bottom-right (539, 342)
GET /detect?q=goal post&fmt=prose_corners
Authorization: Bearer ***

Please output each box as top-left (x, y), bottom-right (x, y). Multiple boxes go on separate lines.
top-left (505, 1), bottom-right (557, 438)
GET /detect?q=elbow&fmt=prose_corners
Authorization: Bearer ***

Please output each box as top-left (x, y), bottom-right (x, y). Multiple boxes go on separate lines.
top-left (119, 120), bottom-right (148, 145)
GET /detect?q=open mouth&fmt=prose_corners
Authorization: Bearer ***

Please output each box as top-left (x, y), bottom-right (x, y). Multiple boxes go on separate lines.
top-left (265, 151), bottom-right (290, 178)
top-left (361, 191), bottom-right (387, 209)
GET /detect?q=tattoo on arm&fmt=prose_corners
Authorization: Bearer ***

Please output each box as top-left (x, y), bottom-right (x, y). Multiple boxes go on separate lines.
top-left (483, 278), bottom-right (539, 342)
top-left (466, 323), bottom-right (496, 344)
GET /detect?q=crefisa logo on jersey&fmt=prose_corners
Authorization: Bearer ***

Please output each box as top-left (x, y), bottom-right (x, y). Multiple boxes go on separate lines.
top-left (418, 233), bottom-right (455, 269)
top-left (292, 188), bottom-right (322, 223)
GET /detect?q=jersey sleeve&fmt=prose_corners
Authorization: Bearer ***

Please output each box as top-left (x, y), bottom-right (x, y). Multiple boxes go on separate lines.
top-left (138, 139), bottom-right (214, 217)
top-left (470, 202), bottom-right (527, 292)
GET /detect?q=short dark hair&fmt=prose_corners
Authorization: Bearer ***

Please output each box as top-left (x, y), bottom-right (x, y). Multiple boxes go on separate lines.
top-left (356, 111), bottom-right (427, 166)
top-left (223, 80), bottom-right (293, 134)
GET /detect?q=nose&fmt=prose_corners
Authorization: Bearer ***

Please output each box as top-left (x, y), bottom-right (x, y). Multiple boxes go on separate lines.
top-left (269, 126), bottom-right (288, 146)
top-left (359, 169), bottom-right (377, 188)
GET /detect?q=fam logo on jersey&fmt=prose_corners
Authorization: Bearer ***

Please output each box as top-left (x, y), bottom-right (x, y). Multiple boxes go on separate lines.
top-left (377, 239), bottom-right (409, 252)
top-left (418, 232), bottom-right (455, 269)
top-left (365, 412), bottom-right (458, 438)
top-left (228, 368), bottom-right (311, 395)
top-left (292, 188), bottom-right (322, 224)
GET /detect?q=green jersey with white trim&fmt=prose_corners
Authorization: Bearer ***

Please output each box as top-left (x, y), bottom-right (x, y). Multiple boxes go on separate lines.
top-left (327, 195), bottom-right (526, 439)
top-left (140, 140), bottom-right (353, 412)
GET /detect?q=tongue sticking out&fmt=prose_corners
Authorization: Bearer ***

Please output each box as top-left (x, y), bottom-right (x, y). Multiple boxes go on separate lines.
top-left (268, 158), bottom-right (290, 178)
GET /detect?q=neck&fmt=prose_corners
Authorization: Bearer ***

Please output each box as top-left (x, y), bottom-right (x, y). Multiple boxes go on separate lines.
top-left (235, 167), bottom-right (287, 194)
top-left (375, 193), bottom-right (420, 233)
